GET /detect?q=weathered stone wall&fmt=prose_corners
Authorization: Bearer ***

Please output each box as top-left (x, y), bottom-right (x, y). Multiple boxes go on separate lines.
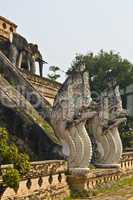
top-left (22, 70), bottom-right (61, 105)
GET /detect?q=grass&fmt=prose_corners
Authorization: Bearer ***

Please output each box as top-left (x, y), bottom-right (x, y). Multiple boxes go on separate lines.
top-left (95, 175), bottom-right (133, 195)
top-left (64, 175), bottom-right (133, 199)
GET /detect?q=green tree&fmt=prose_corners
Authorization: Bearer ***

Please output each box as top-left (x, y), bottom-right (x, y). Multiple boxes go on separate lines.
top-left (67, 50), bottom-right (133, 148)
top-left (67, 50), bottom-right (133, 93)
top-left (48, 66), bottom-right (60, 81)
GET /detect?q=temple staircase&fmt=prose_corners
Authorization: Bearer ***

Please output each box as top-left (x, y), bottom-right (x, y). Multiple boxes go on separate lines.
top-left (0, 50), bottom-right (60, 144)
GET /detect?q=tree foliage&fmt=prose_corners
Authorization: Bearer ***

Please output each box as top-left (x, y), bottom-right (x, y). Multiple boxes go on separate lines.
top-left (67, 50), bottom-right (133, 148)
top-left (67, 50), bottom-right (133, 93)
top-left (119, 117), bottom-right (133, 149)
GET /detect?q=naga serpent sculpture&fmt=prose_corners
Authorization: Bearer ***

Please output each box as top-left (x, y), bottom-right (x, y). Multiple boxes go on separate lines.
top-left (87, 83), bottom-right (127, 168)
top-left (50, 66), bottom-right (126, 172)
top-left (50, 65), bottom-right (96, 173)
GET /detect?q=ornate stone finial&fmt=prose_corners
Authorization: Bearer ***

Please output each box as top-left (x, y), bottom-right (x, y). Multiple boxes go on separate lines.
top-left (0, 16), bottom-right (17, 41)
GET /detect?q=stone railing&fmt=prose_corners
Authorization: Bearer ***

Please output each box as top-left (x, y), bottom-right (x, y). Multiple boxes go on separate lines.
top-left (25, 160), bottom-right (67, 179)
top-left (1, 153), bottom-right (133, 199)
top-left (0, 160), bottom-right (67, 179)
top-left (68, 152), bottom-right (133, 192)
top-left (67, 168), bottom-right (121, 191)
top-left (0, 160), bottom-right (70, 200)
top-left (121, 151), bottom-right (133, 171)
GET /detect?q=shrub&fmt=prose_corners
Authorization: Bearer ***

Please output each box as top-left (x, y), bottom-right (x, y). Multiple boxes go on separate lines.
top-left (0, 127), bottom-right (9, 142)
top-left (15, 153), bottom-right (30, 175)
top-left (3, 167), bottom-right (20, 190)
top-left (119, 117), bottom-right (133, 149)
top-left (0, 128), bottom-right (31, 189)
top-left (121, 131), bottom-right (133, 148)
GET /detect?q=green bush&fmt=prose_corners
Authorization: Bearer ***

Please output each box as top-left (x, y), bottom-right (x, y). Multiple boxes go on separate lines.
top-left (0, 128), bottom-right (31, 189)
top-left (0, 142), bottom-right (10, 163)
top-left (3, 167), bottom-right (20, 190)
top-left (9, 143), bottom-right (19, 162)
top-left (119, 117), bottom-right (133, 149)
top-left (15, 153), bottom-right (30, 175)
top-left (121, 131), bottom-right (133, 148)
top-left (0, 127), bottom-right (9, 142)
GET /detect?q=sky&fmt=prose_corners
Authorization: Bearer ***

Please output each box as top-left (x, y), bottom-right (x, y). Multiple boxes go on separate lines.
top-left (0, 0), bottom-right (133, 82)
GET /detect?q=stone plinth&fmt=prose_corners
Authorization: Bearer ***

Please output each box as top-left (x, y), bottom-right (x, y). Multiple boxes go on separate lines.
top-left (67, 168), bottom-right (121, 192)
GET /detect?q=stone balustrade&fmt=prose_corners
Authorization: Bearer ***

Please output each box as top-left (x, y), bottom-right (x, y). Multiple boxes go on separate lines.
top-left (68, 152), bottom-right (133, 192)
top-left (121, 151), bottom-right (133, 171)
top-left (0, 160), bottom-right (68, 179)
top-left (1, 153), bottom-right (133, 199)
top-left (67, 168), bottom-right (121, 191)
top-left (0, 160), bottom-right (70, 200)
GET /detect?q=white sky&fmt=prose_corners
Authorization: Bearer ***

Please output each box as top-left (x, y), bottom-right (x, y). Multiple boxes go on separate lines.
top-left (0, 0), bottom-right (133, 82)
